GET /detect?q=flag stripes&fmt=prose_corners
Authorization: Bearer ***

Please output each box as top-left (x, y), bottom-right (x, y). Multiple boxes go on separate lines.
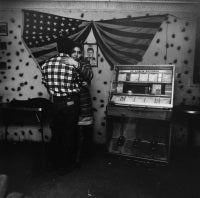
top-left (93, 15), bottom-right (167, 68)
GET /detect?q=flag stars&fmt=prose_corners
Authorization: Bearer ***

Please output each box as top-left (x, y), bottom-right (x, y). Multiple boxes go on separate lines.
top-left (23, 11), bottom-right (92, 71)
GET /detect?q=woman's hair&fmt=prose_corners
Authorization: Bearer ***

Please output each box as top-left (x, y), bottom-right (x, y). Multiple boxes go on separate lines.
top-left (70, 42), bottom-right (83, 54)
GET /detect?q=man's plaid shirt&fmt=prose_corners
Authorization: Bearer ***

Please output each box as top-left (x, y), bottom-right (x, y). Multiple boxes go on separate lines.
top-left (41, 53), bottom-right (80, 97)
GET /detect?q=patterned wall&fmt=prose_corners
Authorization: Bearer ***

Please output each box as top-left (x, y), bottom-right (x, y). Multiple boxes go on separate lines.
top-left (0, 6), bottom-right (199, 145)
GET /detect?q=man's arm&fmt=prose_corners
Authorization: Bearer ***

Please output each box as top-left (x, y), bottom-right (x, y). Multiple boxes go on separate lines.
top-left (61, 57), bottom-right (93, 82)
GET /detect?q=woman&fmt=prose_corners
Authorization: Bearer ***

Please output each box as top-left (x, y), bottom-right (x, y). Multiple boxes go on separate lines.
top-left (70, 44), bottom-right (94, 165)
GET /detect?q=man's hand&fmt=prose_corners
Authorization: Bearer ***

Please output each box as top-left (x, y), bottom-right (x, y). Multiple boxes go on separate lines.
top-left (60, 57), bottom-right (79, 68)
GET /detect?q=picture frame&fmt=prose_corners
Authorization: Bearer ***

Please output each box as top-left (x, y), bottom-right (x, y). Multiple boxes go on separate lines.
top-left (0, 22), bottom-right (8, 36)
top-left (83, 43), bottom-right (98, 67)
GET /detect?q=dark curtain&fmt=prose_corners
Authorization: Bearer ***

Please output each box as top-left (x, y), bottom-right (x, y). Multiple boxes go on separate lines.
top-left (22, 9), bottom-right (167, 69)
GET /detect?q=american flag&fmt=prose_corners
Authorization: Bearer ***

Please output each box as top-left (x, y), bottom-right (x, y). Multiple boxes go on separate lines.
top-left (22, 9), bottom-right (91, 66)
top-left (22, 9), bottom-right (167, 69)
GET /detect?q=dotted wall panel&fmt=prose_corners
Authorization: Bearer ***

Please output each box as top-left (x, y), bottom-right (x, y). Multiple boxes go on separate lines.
top-left (0, 9), bottom-right (200, 145)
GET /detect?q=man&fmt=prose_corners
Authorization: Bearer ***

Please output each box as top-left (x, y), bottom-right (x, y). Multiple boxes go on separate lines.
top-left (85, 47), bottom-right (96, 66)
top-left (41, 37), bottom-right (92, 172)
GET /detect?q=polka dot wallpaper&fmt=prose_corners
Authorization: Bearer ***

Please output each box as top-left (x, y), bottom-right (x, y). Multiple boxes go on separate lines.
top-left (0, 9), bottom-right (200, 145)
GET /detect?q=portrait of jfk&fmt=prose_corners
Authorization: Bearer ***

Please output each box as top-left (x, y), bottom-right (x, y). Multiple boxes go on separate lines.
top-left (84, 43), bottom-right (98, 67)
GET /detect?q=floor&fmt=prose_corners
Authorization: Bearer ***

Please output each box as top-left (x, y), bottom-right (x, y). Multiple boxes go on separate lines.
top-left (0, 142), bottom-right (200, 198)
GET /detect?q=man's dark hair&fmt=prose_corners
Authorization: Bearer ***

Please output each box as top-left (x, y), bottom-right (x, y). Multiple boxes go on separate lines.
top-left (57, 36), bottom-right (82, 54)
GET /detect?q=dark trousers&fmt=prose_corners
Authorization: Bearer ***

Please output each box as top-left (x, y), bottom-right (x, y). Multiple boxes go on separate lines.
top-left (76, 125), bottom-right (94, 163)
top-left (48, 95), bottom-right (80, 168)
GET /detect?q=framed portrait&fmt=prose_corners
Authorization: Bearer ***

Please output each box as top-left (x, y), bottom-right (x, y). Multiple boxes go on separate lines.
top-left (0, 22), bottom-right (8, 36)
top-left (84, 43), bottom-right (98, 67)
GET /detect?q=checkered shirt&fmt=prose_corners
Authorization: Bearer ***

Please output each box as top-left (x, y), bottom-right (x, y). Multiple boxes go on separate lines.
top-left (41, 53), bottom-right (80, 97)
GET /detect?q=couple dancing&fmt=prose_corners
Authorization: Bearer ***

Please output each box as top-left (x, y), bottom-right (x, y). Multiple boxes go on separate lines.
top-left (41, 36), bottom-right (94, 173)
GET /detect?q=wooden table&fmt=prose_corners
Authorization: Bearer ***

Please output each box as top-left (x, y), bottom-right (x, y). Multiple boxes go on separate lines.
top-left (0, 103), bottom-right (45, 141)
